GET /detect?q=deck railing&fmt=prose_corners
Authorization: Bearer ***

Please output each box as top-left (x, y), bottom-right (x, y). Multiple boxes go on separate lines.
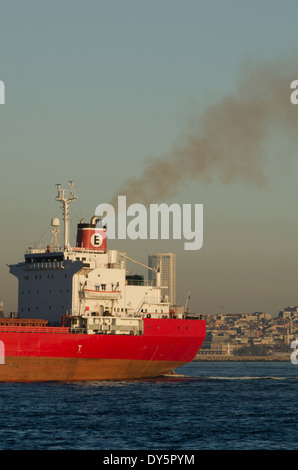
top-left (0, 326), bottom-right (70, 334)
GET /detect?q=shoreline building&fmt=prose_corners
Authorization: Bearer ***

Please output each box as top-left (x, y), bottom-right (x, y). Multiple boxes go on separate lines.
top-left (148, 253), bottom-right (176, 306)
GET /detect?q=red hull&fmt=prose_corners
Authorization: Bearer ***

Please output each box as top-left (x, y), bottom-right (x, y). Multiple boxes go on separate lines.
top-left (0, 318), bottom-right (206, 382)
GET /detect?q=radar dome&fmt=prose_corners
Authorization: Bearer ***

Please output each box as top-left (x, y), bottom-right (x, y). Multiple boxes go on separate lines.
top-left (51, 217), bottom-right (60, 227)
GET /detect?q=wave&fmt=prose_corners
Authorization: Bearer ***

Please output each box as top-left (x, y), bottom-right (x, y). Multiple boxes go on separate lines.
top-left (197, 375), bottom-right (298, 380)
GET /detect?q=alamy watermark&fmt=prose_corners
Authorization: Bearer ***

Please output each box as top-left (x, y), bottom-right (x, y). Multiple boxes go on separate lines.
top-left (0, 81), bottom-right (4, 104)
top-left (290, 80), bottom-right (298, 104)
top-left (95, 196), bottom-right (203, 251)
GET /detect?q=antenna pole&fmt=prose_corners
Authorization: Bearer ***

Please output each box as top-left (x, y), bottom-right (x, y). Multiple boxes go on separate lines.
top-left (55, 181), bottom-right (77, 251)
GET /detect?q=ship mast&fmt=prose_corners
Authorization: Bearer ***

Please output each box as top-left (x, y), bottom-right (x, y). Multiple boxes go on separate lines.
top-left (55, 181), bottom-right (77, 251)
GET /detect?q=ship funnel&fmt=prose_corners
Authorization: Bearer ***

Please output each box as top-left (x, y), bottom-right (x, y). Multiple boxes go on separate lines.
top-left (76, 216), bottom-right (107, 252)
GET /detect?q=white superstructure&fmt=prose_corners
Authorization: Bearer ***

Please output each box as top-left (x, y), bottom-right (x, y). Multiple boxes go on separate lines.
top-left (9, 182), bottom-right (172, 326)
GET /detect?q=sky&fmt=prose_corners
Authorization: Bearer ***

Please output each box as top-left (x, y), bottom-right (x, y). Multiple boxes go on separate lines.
top-left (1, 0), bottom-right (298, 316)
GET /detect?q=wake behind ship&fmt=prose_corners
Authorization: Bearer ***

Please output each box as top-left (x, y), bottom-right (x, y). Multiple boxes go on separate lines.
top-left (1, 182), bottom-right (205, 382)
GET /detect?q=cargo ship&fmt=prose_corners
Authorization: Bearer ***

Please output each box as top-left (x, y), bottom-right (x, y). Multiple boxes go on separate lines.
top-left (0, 182), bottom-right (205, 382)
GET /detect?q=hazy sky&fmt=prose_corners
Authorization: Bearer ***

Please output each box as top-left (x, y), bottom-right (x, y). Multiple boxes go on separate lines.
top-left (1, 0), bottom-right (298, 316)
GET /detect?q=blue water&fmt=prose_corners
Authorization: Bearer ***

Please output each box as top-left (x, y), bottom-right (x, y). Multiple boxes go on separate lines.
top-left (0, 361), bottom-right (298, 450)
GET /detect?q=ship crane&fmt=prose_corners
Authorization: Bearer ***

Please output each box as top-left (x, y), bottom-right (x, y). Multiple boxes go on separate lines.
top-left (118, 253), bottom-right (161, 287)
top-left (185, 291), bottom-right (191, 314)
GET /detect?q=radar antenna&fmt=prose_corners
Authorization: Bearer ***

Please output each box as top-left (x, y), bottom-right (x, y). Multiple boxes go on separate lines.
top-left (55, 181), bottom-right (77, 251)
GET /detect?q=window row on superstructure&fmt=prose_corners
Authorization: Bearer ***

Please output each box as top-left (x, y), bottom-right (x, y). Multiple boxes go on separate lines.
top-left (24, 273), bottom-right (68, 280)
top-left (21, 305), bottom-right (66, 312)
top-left (21, 289), bottom-right (70, 294)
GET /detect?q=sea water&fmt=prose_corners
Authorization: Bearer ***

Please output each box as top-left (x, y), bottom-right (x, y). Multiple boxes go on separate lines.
top-left (0, 361), bottom-right (297, 450)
